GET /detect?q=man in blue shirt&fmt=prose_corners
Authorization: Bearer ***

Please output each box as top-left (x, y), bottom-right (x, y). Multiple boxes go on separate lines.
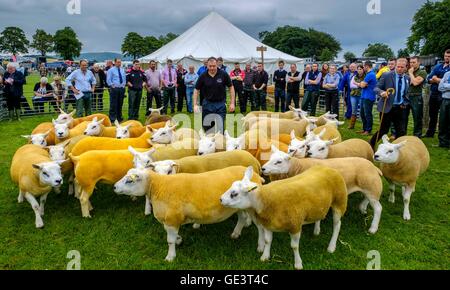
top-left (106, 58), bottom-right (127, 123)
top-left (359, 61), bottom-right (377, 136)
top-left (66, 59), bottom-right (96, 117)
top-left (370, 58), bottom-right (410, 148)
top-left (425, 49), bottom-right (450, 138)
top-left (438, 71), bottom-right (450, 148)
top-left (302, 63), bottom-right (322, 116)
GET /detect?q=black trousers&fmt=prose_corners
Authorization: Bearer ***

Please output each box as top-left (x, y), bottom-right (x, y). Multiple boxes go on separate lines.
top-left (234, 85), bottom-right (246, 113)
top-left (426, 92), bottom-right (442, 137)
top-left (146, 88), bottom-right (162, 116)
top-left (243, 88), bottom-right (255, 111)
top-left (324, 90), bottom-right (339, 118)
top-left (109, 87), bottom-right (125, 123)
top-left (177, 85), bottom-right (187, 112)
top-left (286, 91), bottom-right (300, 109)
top-left (370, 106), bottom-right (408, 149)
top-left (162, 87), bottom-right (176, 114)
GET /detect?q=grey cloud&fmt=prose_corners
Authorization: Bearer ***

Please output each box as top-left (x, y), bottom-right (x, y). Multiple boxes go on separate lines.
top-left (0, 0), bottom-right (431, 58)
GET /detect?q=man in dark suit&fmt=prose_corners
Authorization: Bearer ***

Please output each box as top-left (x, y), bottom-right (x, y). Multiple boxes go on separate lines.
top-left (370, 58), bottom-right (410, 148)
top-left (91, 63), bottom-right (107, 111)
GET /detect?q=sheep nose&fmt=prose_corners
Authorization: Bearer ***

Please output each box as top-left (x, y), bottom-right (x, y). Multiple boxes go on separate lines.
top-left (113, 186), bottom-right (117, 191)
top-left (55, 179), bottom-right (62, 185)
top-left (262, 167), bottom-right (266, 172)
top-left (220, 198), bottom-right (223, 203)
top-left (374, 155), bottom-right (379, 160)
top-left (198, 152), bottom-right (203, 155)
top-left (83, 132), bottom-right (88, 135)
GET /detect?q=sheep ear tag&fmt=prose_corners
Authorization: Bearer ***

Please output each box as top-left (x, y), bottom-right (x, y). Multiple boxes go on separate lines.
top-left (247, 186), bottom-right (258, 192)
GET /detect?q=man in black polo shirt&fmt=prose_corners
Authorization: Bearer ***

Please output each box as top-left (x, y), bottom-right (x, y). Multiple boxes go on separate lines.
top-left (126, 60), bottom-right (147, 120)
top-left (273, 60), bottom-right (287, 112)
top-left (253, 62), bottom-right (269, 111)
top-left (194, 57), bottom-right (235, 133)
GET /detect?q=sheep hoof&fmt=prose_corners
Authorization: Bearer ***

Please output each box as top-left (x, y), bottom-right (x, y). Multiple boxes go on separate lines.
top-left (368, 227), bottom-right (378, 234)
top-left (403, 212), bottom-right (411, 221)
top-left (35, 220), bottom-right (44, 229)
top-left (131, 196), bottom-right (138, 202)
top-left (260, 253), bottom-right (270, 261)
top-left (231, 232), bottom-right (240, 239)
top-left (327, 246), bottom-right (336, 253)
top-left (388, 195), bottom-right (395, 203)
top-left (359, 205), bottom-right (367, 215)
top-left (294, 262), bottom-right (303, 270)
top-left (257, 244), bottom-right (264, 253)
top-left (17, 197), bottom-right (24, 203)
top-left (176, 236), bottom-right (183, 246)
top-left (144, 210), bottom-right (152, 216)
top-left (313, 228), bottom-right (320, 236)
top-left (165, 255), bottom-right (175, 262)
top-left (192, 223), bottom-right (200, 229)
top-left (82, 214), bottom-right (92, 218)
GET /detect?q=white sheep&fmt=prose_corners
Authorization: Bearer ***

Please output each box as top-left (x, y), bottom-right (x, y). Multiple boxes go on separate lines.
top-left (374, 135), bottom-right (430, 220)
top-left (22, 130), bottom-right (51, 147)
top-left (224, 130), bottom-right (245, 151)
top-left (220, 165), bottom-right (348, 270)
top-left (306, 138), bottom-right (374, 161)
top-left (197, 130), bottom-right (226, 155)
top-left (10, 144), bottom-right (64, 228)
top-left (263, 146), bottom-right (383, 234)
top-left (113, 166), bottom-right (263, 262)
top-left (149, 121), bottom-right (199, 144)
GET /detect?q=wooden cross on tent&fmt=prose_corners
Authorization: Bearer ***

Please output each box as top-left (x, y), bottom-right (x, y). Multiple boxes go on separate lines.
top-left (256, 46), bottom-right (267, 68)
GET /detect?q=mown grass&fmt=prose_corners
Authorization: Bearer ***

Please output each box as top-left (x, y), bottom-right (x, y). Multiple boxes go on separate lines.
top-left (0, 74), bottom-right (449, 270)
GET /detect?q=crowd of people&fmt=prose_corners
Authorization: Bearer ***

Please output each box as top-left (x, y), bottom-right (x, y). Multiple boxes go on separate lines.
top-left (0, 49), bottom-right (449, 148)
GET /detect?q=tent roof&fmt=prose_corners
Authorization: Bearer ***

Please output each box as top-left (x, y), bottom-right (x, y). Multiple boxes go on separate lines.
top-left (140, 12), bottom-right (302, 63)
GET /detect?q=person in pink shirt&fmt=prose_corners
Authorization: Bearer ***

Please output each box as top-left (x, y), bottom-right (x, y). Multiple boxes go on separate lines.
top-left (161, 59), bottom-right (177, 114)
top-left (230, 63), bottom-right (246, 113)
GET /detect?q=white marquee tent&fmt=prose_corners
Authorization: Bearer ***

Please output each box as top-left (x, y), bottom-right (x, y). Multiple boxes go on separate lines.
top-left (139, 12), bottom-right (304, 75)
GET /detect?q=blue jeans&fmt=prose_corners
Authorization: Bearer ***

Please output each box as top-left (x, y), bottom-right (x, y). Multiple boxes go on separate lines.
top-left (345, 91), bottom-right (352, 119)
top-left (186, 87), bottom-right (194, 113)
top-left (360, 98), bottom-right (374, 133)
top-left (350, 95), bottom-right (361, 117)
top-left (274, 87), bottom-right (286, 112)
top-left (202, 99), bottom-right (226, 134)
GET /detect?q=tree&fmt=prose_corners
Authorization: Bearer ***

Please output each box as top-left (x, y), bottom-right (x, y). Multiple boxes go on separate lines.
top-left (343, 51), bottom-right (356, 63)
top-left (143, 36), bottom-right (162, 55)
top-left (407, 0), bottom-right (450, 56)
top-left (121, 32), bottom-right (146, 59)
top-left (397, 48), bottom-right (410, 58)
top-left (53, 27), bottom-right (82, 60)
top-left (259, 26), bottom-right (341, 61)
top-left (319, 48), bottom-right (334, 62)
top-left (30, 29), bottom-right (53, 56)
top-left (158, 32), bottom-right (178, 45)
top-left (0, 27), bottom-right (29, 56)
top-left (363, 43), bottom-right (394, 60)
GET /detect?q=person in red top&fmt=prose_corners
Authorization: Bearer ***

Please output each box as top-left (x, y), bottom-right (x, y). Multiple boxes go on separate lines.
top-left (230, 63), bottom-right (246, 113)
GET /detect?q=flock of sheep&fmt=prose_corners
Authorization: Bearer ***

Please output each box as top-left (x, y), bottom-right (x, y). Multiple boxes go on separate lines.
top-left (11, 106), bottom-right (430, 270)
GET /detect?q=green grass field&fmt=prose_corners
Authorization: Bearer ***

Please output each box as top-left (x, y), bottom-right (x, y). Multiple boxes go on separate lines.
top-left (0, 74), bottom-right (449, 270)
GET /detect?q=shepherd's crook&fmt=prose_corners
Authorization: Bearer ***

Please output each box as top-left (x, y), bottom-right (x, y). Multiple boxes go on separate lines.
top-left (375, 88), bottom-right (396, 144)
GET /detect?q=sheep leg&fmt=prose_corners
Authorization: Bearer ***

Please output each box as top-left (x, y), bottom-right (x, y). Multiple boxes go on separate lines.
top-left (144, 196), bottom-right (152, 216)
top-left (39, 193), bottom-right (48, 216)
top-left (402, 185), bottom-right (413, 221)
top-left (192, 224), bottom-right (201, 229)
top-left (260, 229), bottom-right (273, 262)
top-left (388, 183), bottom-right (396, 203)
top-left (368, 198), bottom-right (382, 234)
top-left (164, 224), bottom-right (179, 262)
top-left (358, 198), bottom-right (370, 214)
top-left (290, 231), bottom-right (303, 270)
top-left (249, 214), bottom-right (265, 253)
top-left (313, 221), bottom-right (321, 236)
top-left (79, 190), bottom-right (92, 218)
top-left (68, 173), bottom-right (74, 196)
top-left (327, 210), bottom-right (342, 253)
top-left (24, 193), bottom-right (44, 228)
top-left (231, 211), bottom-right (248, 239)
top-left (17, 190), bottom-right (24, 203)
top-left (74, 181), bottom-right (81, 199)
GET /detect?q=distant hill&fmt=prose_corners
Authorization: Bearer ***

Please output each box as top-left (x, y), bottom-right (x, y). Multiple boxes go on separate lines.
top-left (75, 52), bottom-right (133, 62)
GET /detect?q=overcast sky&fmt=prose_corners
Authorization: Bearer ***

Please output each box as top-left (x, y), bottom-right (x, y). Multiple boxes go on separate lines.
top-left (0, 0), bottom-right (431, 59)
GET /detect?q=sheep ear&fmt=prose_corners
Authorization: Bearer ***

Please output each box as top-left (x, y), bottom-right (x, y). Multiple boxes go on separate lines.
top-left (70, 110), bottom-right (76, 116)
top-left (394, 140), bottom-right (407, 150)
top-left (22, 135), bottom-right (31, 139)
top-left (199, 130), bottom-right (205, 139)
top-left (146, 148), bottom-right (156, 157)
top-left (98, 118), bottom-right (105, 125)
top-left (336, 121), bottom-right (344, 126)
top-left (114, 120), bottom-right (120, 127)
top-left (59, 108), bottom-right (66, 114)
top-left (224, 130), bottom-right (230, 139)
top-left (382, 135), bottom-right (390, 144)
top-left (92, 117), bottom-right (98, 122)
top-left (43, 130), bottom-right (51, 137)
top-left (289, 105), bottom-right (295, 111)
top-left (169, 123), bottom-right (178, 131)
top-left (244, 166), bottom-right (253, 181)
top-left (60, 139), bottom-right (71, 148)
top-left (158, 106), bottom-right (164, 112)
top-left (148, 108), bottom-right (154, 112)
top-left (290, 130), bottom-right (296, 140)
top-left (326, 138), bottom-right (338, 146)
top-left (164, 120), bottom-right (171, 127)
top-left (32, 164), bottom-right (42, 170)
top-left (271, 144), bottom-right (278, 153)
top-left (52, 119), bottom-right (57, 125)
